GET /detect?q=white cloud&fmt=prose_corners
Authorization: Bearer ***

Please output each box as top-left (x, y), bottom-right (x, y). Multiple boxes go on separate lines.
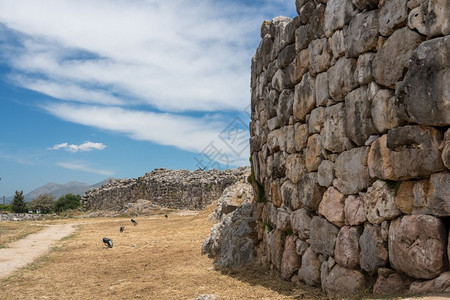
top-left (50, 141), bottom-right (106, 153)
top-left (57, 161), bottom-right (114, 176)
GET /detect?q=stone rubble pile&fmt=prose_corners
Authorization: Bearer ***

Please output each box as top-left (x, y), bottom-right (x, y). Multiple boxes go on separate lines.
top-left (249, 0), bottom-right (449, 297)
top-left (0, 213), bottom-right (44, 221)
top-left (81, 167), bottom-right (250, 211)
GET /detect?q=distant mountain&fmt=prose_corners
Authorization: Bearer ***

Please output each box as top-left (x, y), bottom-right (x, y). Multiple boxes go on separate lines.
top-left (5, 178), bottom-right (115, 203)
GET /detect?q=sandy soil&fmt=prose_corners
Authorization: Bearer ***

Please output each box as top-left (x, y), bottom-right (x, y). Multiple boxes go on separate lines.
top-left (0, 223), bottom-right (76, 279)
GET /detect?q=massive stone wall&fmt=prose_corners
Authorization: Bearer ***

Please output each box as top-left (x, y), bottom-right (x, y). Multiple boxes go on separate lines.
top-left (81, 167), bottom-right (249, 211)
top-left (249, 0), bottom-right (449, 297)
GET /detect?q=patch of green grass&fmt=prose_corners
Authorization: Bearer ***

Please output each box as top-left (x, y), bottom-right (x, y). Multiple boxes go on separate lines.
top-left (383, 180), bottom-right (401, 196)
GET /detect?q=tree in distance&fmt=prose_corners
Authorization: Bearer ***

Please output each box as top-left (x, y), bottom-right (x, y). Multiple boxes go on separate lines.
top-left (29, 194), bottom-right (55, 214)
top-left (11, 190), bottom-right (27, 213)
top-left (54, 194), bottom-right (81, 212)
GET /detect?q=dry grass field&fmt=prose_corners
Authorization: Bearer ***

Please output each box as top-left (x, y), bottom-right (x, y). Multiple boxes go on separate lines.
top-left (0, 220), bottom-right (46, 248)
top-left (0, 208), bottom-right (325, 300)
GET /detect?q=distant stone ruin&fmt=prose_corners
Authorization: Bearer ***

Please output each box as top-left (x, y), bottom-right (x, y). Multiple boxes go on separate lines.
top-left (248, 0), bottom-right (449, 297)
top-left (81, 167), bottom-right (250, 211)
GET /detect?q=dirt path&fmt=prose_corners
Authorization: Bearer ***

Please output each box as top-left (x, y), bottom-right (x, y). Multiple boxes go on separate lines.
top-left (0, 223), bottom-right (76, 279)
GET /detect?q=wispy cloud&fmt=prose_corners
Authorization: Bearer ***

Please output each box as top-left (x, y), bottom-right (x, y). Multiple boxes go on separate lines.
top-left (57, 161), bottom-right (114, 176)
top-left (50, 141), bottom-right (106, 153)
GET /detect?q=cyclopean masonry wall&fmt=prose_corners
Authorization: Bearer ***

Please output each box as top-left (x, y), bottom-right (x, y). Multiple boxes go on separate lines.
top-left (249, 0), bottom-right (449, 297)
top-left (81, 167), bottom-right (249, 211)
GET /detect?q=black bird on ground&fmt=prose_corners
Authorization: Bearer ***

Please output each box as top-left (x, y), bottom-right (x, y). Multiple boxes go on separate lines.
top-left (164, 214), bottom-right (168, 219)
top-left (103, 237), bottom-right (113, 248)
top-left (120, 226), bottom-right (125, 233)
top-left (131, 219), bottom-right (138, 226)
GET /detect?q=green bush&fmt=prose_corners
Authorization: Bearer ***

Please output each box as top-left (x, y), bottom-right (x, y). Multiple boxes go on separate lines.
top-left (54, 194), bottom-right (81, 212)
top-left (29, 194), bottom-right (55, 214)
top-left (0, 204), bottom-right (11, 211)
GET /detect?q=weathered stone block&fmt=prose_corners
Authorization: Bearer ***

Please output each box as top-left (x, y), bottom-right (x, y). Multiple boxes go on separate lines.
top-left (368, 126), bottom-right (445, 180)
top-left (352, 0), bottom-right (379, 9)
top-left (271, 229), bottom-right (286, 270)
top-left (330, 30), bottom-right (345, 58)
top-left (324, 0), bottom-right (357, 37)
top-left (409, 272), bottom-right (450, 294)
top-left (354, 53), bottom-right (375, 85)
top-left (318, 160), bottom-right (335, 187)
top-left (291, 208), bottom-right (312, 240)
top-left (272, 69), bottom-right (288, 92)
top-left (296, 238), bottom-right (309, 256)
top-left (277, 89), bottom-right (294, 127)
top-left (440, 129), bottom-right (450, 169)
top-left (345, 86), bottom-right (378, 146)
top-left (324, 265), bottom-right (368, 297)
top-left (271, 179), bottom-right (283, 207)
top-left (408, 0), bottom-right (450, 37)
top-left (361, 180), bottom-right (402, 225)
top-left (394, 181), bottom-right (415, 214)
top-left (298, 247), bottom-right (321, 286)
top-left (372, 27), bottom-right (424, 88)
top-left (371, 90), bottom-right (404, 133)
top-left (294, 123), bottom-right (308, 151)
top-left (335, 226), bottom-right (362, 269)
top-left (308, 107), bottom-right (324, 134)
top-left (308, 38), bottom-right (331, 75)
top-left (323, 103), bottom-right (354, 153)
top-left (277, 44), bottom-right (296, 69)
top-left (286, 153), bottom-right (306, 184)
top-left (310, 216), bottom-right (339, 257)
top-left (389, 215), bottom-right (448, 279)
top-left (295, 25), bottom-right (313, 52)
top-left (272, 16), bottom-right (292, 57)
top-left (277, 208), bottom-right (292, 231)
top-left (373, 269), bottom-right (411, 295)
top-left (319, 187), bottom-right (345, 227)
top-left (315, 72), bottom-right (329, 107)
top-left (344, 10), bottom-right (379, 58)
top-left (306, 134), bottom-right (323, 172)
top-left (327, 57), bottom-right (357, 101)
top-left (334, 147), bottom-right (371, 195)
top-left (293, 73), bottom-right (316, 122)
top-left (359, 223), bottom-right (388, 273)
top-left (415, 172), bottom-right (450, 216)
top-left (344, 195), bottom-right (366, 226)
top-left (297, 173), bottom-right (326, 211)
top-left (397, 36), bottom-right (450, 126)
top-left (295, 48), bottom-right (309, 83)
top-left (379, 0), bottom-right (408, 36)
top-left (281, 235), bottom-right (300, 280)
top-left (267, 129), bottom-right (281, 154)
top-left (281, 180), bottom-right (298, 210)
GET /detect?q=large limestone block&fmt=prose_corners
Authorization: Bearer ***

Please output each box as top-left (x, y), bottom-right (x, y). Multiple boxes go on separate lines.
top-left (408, 0), bottom-right (450, 37)
top-left (409, 272), bottom-right (450, 294)
top-left (324, 0), bottom-right (357, 37)
top-left (271, 180), bottom-right (282, 207)
top-left (319, 187), bottom-right (345, 227)
top-left (397, 36), bottom-right (450, 126)
top-left (271, 17), bottom-right (292, 57)
top-left (344, 10), bottom-right (379, 58)
top-left (359, 223), bottom-right (388, 273)
top-left (344, 195), bottom-right (366, 226)
top-left (315, 72), bottom-right (329, 107)
top-left (277, 208), bottom-right (292, 231)
top-left (361, 180), bottom-right (401, 225)
top-left (295, 48), bottom-right (310, 82)
top-left (373, 268), bottom-right (411, 295)
top-left (318, 160), bottom-right (335, 187)
top-left (277, 89), bottom-right (294, 127)
top-left (308, 107), bottom-right (324, 134)
top-left (295, 25), bottom-right (313, 51)
top-left (281, 180), bottom-right (298, 210)
top-left (324, 265), bottom-right (367, 297)
top-left (344, 86), bottom-right (378, 146)
top-left (334, 147), bottom-right (371, 195)
top-left (334, 226), bottom-right (362, 269)
top-left (379, 0), bottom-right (408, 36)
top-left (271, 229), bottom-right (286, 270)
top-left (389, 215), bottom-right (448, 279)
top-left (440, 129), bottom-right (450, 169)
top-left (291, 208), bottom-right (312, 240)
top-left (297, 173), bottom-right (326, 211)
top-left (368, 126), bottom-right (445, 180)
top-left (394, 181), bottom-right (415, 214)
top-left (286, 153), bottom-right (306, 184)
top-left (277, 44), bottom-right (296, 69)
top-left (354, 53), bottom-right (375, 85)
top-left (323, 103), bottom-right (354, 153)
top-left (267, 129), bottom-right (281, 154)
top-left (310, 216), bottom-right (339, 257)
top-left (415, 172), bottom-right (450, 216)
top-left (293, 73), bottom-right (316, 122)
top-left (372, 27), bottom-right (424, 88)
top-left (371, 89), bottom-right (404, 133)
top-left (294, 123), bottom-right (309, 152)
top-left (284, 125), bottom-right (296, 154)
top-left (271, 151), bottom-right (286, 179)
top-left (298, 247), bottom-right (321, 286)
top-left (308, 38), bottom-right (331, 75)
top-left (327, 57), bottom-right (357, 101)
top-left (305, 134), bottom-right (323, 172)
top-left (281, 235), bottom-right (300, 280)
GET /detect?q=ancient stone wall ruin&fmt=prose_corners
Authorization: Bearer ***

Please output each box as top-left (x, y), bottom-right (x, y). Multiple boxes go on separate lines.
top-left (81, 167), bottom-right (249, 211)
top-left (249, 0), bottom-right (449, 296)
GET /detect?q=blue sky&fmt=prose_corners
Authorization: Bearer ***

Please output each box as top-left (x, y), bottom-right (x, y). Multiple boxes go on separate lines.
top-left (0, 0), bottom-right (296, 197)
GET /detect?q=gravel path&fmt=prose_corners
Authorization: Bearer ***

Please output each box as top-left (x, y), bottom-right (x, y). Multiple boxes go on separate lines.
top-left (0, 224), bottom-right (76, 279)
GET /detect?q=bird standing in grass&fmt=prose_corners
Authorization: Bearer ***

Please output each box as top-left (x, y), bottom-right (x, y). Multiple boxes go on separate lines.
top-left (120, 226), bottom-right (125, 233)
top-left (131, 219), bottom-right (138, 226)
top-left (103, 237), bottom-right (113, 248)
